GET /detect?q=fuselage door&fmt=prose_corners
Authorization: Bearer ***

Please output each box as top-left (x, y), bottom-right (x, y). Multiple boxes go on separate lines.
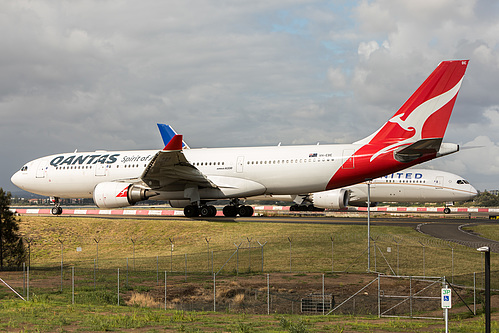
top-left (36, 161), bottom-right (48, 178)
top-left (95, 164), bottom-right (107, 176)
top-left (236, 156), bottom-right (244, 173)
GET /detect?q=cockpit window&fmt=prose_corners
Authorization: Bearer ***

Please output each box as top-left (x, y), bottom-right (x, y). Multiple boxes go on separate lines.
top-left (20, 166), bottom-right (28, 172)
top-left (457, 179), bottom-right (469, 184)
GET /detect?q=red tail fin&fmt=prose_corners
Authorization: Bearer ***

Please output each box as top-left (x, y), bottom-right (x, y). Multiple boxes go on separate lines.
top-left (356, 60), bottom-right (468, 147)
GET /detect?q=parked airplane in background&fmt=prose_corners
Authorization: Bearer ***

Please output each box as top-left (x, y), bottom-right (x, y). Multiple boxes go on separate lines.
top-left (11, 60), bottom-right (468, 217)
top-left (255, 169), bottom-right (477, 214)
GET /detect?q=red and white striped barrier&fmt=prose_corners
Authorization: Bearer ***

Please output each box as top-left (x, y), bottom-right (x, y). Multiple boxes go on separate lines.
top-left (10, 206), bottom-right (499, 216)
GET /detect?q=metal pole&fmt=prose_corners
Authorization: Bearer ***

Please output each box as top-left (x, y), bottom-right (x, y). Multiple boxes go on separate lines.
top-left (184, 253), bottom-right (187, 282)
top-left (164, 271), bottom-right (167, 310)
top-left (205, 237), bottom-right (210, 273)
top-left (117, 268), bottom-right (120, 306)
top-left (234, 242), bottom-right (241, 275)
top-left (27, 265), bottom-right (29, 302)
top-left (169, 237), bottom-right (174, 273)
top-left (485, 250), bottom-right (490, 333)
top-left (322, 274), bottom-right (325, 316)
top-left (94, 238), bottom-right (99, 270)
top-left (126, 258), bottom-right (129, 287)
top-left (267, 273), bottom-right (270, 315)
top-left (288, 237), bottom-right (292, 273)
top-left (131, 238), bottom-right (136, 271)
top-left (247, 237), bottom-right (252, 272)
top-left (473, 271), bottom-right (476, 315)
top-left (72, 266), bottom-right (75, 305)
top-left (93, 259), bottom-right (96, 290)
top-left (156, 256), bottom-right (159, 285)
top-left (213, 273), bottom-right (216, 312)
top-left (378, 274), bottom-right (381, 318)
top-left (330, 236), bottom-right (334, 273)
top-left (367, 179), bottom-right (371, 272)
top-left (59, 239), bottom-right (63, 292)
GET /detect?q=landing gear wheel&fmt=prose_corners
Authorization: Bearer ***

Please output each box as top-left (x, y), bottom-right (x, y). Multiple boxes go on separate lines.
top-left (200, 205), bottom-right (217, 217)
top-left (184, 205), bottom-right (200, 217)
top-left (208, 205), bottom-right (217, 217)
top-left (51, 207), bottom-right (63, 215)
top-left (223, 205), bottom-right (238, 217)
top-left (238, 205), bottom-right (254, 217)
top-left (444, 207), bottom-right (451, 214)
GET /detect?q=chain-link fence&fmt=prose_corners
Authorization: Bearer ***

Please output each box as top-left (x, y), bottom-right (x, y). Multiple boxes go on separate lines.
top-left (1, 231), bottom-right (498, 317)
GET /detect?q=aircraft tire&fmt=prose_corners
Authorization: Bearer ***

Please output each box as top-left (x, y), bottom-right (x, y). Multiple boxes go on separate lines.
top-left (444, 207), bottom-right (451, 214)
top-left (184, 205), bottom-right (200, 217)
top-left (51, 207), bottom-right (61, 215)
top-left (238, 205), bottom-right (254, 217)
top-left (223, 206), bottom-right (237, 217)
top-left (208, 205), bottom-right (217, 217)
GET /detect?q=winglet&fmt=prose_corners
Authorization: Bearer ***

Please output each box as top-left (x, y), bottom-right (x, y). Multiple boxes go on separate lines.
top-left (163, 134), bottom-right (183, 151)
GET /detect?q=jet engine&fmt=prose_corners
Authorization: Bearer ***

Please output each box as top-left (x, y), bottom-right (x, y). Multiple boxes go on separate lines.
top-left (93, 182), bottom-right (151, 209)
top-left (310, 189), bottom-right (349, 209)
top-left (168, 200), bottom-right (191, 208)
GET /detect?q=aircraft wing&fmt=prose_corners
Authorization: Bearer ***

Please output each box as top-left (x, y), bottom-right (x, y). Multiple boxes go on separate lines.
top-left (141, 135), bottom-right (217, 191)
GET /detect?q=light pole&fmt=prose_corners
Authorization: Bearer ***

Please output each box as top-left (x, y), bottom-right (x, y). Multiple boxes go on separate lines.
top-left (477, 246), bottom-right (490, 333)
top-left (366, 179), bottom-right (372, 272)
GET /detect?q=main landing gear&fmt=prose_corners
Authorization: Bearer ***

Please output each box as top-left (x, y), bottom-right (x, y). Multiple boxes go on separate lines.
top-left (51, 197), bottom-right (63, 215)
top-left (183, 199), bottom-right (254, 218)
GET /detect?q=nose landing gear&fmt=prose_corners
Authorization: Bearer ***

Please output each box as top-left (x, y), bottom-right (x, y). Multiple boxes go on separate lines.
top-left (50, 197), bottom-right (63, 215)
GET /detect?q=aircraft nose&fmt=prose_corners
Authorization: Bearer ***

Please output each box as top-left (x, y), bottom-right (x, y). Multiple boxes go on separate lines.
top-left (11, 171), bottom-right (24, 189)
top-left (469, 184), bottom-right (478, 198)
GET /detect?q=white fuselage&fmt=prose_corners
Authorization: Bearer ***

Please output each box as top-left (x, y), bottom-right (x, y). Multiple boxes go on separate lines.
top-left (347, 169), bottom-right (477, 203)
top-left (11, 144), bottom-right (358, 200)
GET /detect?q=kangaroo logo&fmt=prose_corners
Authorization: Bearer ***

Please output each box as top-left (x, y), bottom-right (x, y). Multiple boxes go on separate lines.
top-left (369, 77), bottom-right (464, 162)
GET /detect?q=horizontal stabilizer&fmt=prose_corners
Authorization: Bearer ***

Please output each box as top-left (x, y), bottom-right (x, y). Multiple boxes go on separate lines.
top-left (394, 138), bottom-right (442, 162)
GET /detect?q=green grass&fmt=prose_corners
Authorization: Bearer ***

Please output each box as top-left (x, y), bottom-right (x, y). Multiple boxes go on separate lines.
top-left (2, 215), bottom-right (496, 332)
top-left (17, 216), bottom-right (491, 278)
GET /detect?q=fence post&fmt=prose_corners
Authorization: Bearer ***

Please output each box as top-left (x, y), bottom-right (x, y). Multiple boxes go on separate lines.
top-left (184, 253), bottom-right (187, 282)
top-left (156, 256), bottom-right (159, 285)
top-left (169, 237), bottom-right (174, 273)
top-left (377, 273), bottom-right (380, 318)
top-left (330, 236), bottom-right (334, 273)
top-left (288, 237), bottom-right (292, 273)
top-left (131, 238), bottom-right (136, 271)
top-left (267, 273), bottom-right (270, 315)
top-left (72, 266), bottom-right (75, 305)
top-left (27, 265), bottom-right (29, 302)
top-left (322, 274), bottom-right (325, 316)
top-left (59, 239), bottom-right (63, 292)
top-left (213, 272), bottom-right (216, 312)
top-left (205, 237), bottom-right (211, 273)
top-left (234, 242), bottom-right (241, 275)
top-left (117, 268), bottom-right (120, 306)
top-left (257, 241), bottom-right (267, 273)
top-left (247, 237), bottom-right (252, 272)
top-left (473, 272), bottom-right (476, 315)
top-left (165, 271), bottom-right (170, 310)
top-left (93, 259), bottom-right (96, 290)
top-left (94, 238), bottom-right (99, 270)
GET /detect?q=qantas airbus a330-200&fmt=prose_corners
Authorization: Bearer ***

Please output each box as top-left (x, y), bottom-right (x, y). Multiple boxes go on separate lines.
top-left (12, 60), bottom-right (469, 217)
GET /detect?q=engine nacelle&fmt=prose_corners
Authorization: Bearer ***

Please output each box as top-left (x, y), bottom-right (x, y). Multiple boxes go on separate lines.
top-left (310, 189), bottom-right (349, 210)
top-left (93, 182), bottom-right (150, 209)
top-left (168, 200), bottom-right (191, 208)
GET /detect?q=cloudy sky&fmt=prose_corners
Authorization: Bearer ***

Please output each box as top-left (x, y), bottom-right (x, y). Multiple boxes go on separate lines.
top-left (2, 0), bottom-right (499, 193)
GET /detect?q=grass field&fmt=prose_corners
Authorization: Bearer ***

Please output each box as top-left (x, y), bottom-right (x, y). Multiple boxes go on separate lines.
top-left (0, 214), bottom-right (496, 332)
